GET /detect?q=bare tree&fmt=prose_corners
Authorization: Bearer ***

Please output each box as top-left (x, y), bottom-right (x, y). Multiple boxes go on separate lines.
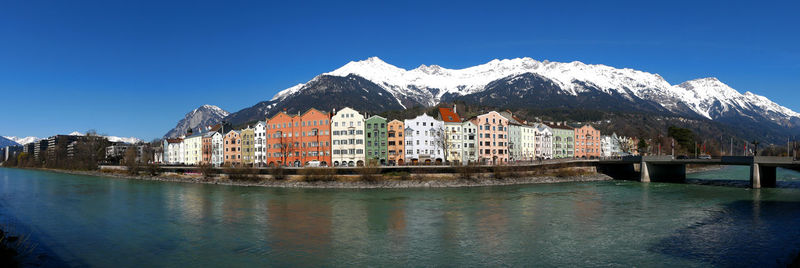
top-left (433, 124), bottom-right (450, 164)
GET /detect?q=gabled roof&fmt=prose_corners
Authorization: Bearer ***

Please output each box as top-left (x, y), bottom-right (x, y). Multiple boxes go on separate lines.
top-left (438, 107), bottom-right (460, 123)
top-left (166, 138), bottom-right (183, 144)
top-left (546, 123), bottom-right (574, 130)
top-left (300, 107), bottom-right (330, 117)
top-left (388, 119), bottom-right (404, 124)
top-left (366, 115), bottom-right (387, 121)
top-left (267, 111), bottom-right (297, 121)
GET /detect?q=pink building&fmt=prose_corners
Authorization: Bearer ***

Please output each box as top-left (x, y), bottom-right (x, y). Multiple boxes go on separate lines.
top-left (470, 111), bottom-right (508, 165)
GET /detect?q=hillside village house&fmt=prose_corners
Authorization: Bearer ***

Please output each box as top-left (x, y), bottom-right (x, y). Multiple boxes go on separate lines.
top-left (364, 115), bottom-right (388, 165)
top-left (331, 107), bottom-right (365, 167)
top-left (404, 113), bottom-right (444, 164)
top-left (471, 111), bottom-right (508, 165)
top-left (254, 121), bottom-right (267, 166)
top-left (574, 124), bottom-right (601, 159)
top-left (224, 130), bottom-right (241, 166)
top-left (387, 119), bottom-right (405, 165)
top-left (438, 107), bottom-right (464, 165)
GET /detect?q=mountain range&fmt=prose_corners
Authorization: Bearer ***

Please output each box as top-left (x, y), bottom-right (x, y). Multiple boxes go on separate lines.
top-left (163, 105), bottom-right (230, 138)
top-left (2, 136), bottom-right (40, 146)
top-left (177, 57), bottom-right (799, 143)
top-left (2, 133), bottom-right (142, 147)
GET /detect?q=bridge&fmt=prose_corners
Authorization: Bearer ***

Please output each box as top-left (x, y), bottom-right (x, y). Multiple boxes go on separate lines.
top-left (597, 156), bottom-right (800, 188)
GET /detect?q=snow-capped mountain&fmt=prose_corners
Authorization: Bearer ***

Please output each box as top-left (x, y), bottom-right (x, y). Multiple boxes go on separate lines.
top-left (0, 136), bottom-right (20, 147)
top-left (164, 105), bottom-right (230, 138)
top-left (2, 136), bottom-right (40, 145)
top-left (270, 57), bottom-right (799, 126)
top-left (68, 131), bottom-right (143, 144)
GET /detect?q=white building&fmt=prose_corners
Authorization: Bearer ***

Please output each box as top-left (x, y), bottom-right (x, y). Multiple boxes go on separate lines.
top-left (331, 107), bottom-right (365, 167)
top-left (520, 124), bottom-right (537, 161)
top-left (163, 138), bottom-right (184, 164)
top-left (461, 121), bottom-right (478, 164)
top-left (254, 121), bottom-right (267, 166)
top-left (601, 133), bottom-right (623, 157)
top-left (183, 133), bottom-right (203, 165)
top-left (210, 131), bottom-right (224, 166)
top-left (534, 123), bottom-right (553, 159)
top-left (404, 113), bottom-right (444, 164)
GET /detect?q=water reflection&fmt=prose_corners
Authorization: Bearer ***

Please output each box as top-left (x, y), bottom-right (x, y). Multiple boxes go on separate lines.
top-left (1, 167), bottom-right (800, 267)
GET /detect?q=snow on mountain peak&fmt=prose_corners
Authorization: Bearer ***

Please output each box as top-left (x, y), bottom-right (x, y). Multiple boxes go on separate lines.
top-left (266, 56), bottom-right (798, 124)
top-left (2, 136), bottom-right (40, 145)
top-left (195, 105), bottom-right (229, 117)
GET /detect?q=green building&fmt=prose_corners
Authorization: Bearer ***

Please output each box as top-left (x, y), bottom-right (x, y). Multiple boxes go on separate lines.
top-left (549, 124), bottom-right (574, 159)
top-left (364, 115), bottom-right (388, 165)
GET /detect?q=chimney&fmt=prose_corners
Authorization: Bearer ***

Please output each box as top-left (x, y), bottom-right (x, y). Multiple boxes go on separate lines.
top-left (453, 104), bottom-right (457, 114)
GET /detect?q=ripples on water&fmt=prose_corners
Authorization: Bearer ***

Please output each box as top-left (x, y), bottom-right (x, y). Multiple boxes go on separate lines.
top-left (0, 167), bottom-right (799, 267)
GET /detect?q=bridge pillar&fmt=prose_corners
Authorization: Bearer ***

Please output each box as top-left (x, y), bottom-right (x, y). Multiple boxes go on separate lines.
top-left (640, 161), bottom-right (650, 183)
top-left (750, 163), bottom-right (761, 189)
top-left (751, 164), bottom-right (776, 188)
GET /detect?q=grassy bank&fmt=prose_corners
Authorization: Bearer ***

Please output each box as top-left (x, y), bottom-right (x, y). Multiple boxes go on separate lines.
top-left (24, 165), bottom-right (611, 189)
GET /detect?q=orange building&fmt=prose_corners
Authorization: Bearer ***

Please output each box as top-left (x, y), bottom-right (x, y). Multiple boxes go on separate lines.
top-left (266, 111), bottom-right (298, 167)
top-left (224, 130), bottom-right (241, 166)
top-left (265, 108), bottom-right (332, 167)
top-left (297, 108), bottom-right (332, 166)
top-left (574, 124), bottom-right (601, 159)
top-left (201, 132), bottom-right (213, 164)
top-left (387, 119), bottom-right (405, 165)
top-left (470, 111), bottom-right (508, 165)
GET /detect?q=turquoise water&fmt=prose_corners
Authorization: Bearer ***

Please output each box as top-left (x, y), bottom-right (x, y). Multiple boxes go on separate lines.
top-left (1, 167), bottom-right (800, 267)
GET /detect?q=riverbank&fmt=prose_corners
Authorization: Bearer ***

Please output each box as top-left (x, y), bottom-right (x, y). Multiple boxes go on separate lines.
top-left (24, 167), bottom-right (613, 189)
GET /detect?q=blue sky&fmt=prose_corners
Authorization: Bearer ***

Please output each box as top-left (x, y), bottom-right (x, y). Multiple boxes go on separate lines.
top-left (1, 0), bottom-right (798, 140)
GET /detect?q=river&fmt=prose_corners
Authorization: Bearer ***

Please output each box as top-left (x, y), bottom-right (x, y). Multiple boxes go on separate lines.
top-left (1, 166), bottom-right (799, 267)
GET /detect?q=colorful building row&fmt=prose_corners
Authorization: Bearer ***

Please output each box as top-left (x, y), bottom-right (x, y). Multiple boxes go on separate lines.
top-left (162, 106), bottom-right (620, 167)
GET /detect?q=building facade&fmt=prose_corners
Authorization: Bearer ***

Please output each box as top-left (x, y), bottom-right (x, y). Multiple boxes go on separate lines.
top-left (461, 121), bottom-right (478, 164)
top-left (534, 123), bottom-right (553, 159)
top-left (549, 124), bottom-right (574, 159)
top-left (183, 133), bottom-right (203, 165)
top-left (364, 115), bottom-right (388, 165)
top-left (210, 132), bottom-right (223, 166)
top-left (240, 126), bottom-right (255, 166)
top-left (438, 107), bottom-right (464, 165)
top-left (387, 120), bottom-right (405, 165)
top-left (404, 113), bottom-right (444, 165)
top-left (574, 124), bottom-right (601, 159)
top-left (471, 111), bottom-right (508, 165)
top-left (163, 138), bottom-right (183, 164)
top-left (266, 111), bottom-right (298, 166)
top-left (297, 108), bottom-right (332, 166)
top-left (331, 107), bottom-right (365, 167)
top-left (520, 124), bottom-right (537, 161)
top-left (254, 121), bottom-right (267, 166)
top-left (224, 130), bottom-right (241, 166)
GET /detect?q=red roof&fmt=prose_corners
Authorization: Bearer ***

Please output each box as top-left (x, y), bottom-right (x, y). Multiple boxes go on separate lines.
top-left (438, 107), bottom-right (460, 123)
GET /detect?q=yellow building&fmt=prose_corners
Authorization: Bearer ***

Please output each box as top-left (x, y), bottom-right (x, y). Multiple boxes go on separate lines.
top-left (183, 133), bottom-right (203, 165)
top-left (240, 126), bottom-right (255, 166)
